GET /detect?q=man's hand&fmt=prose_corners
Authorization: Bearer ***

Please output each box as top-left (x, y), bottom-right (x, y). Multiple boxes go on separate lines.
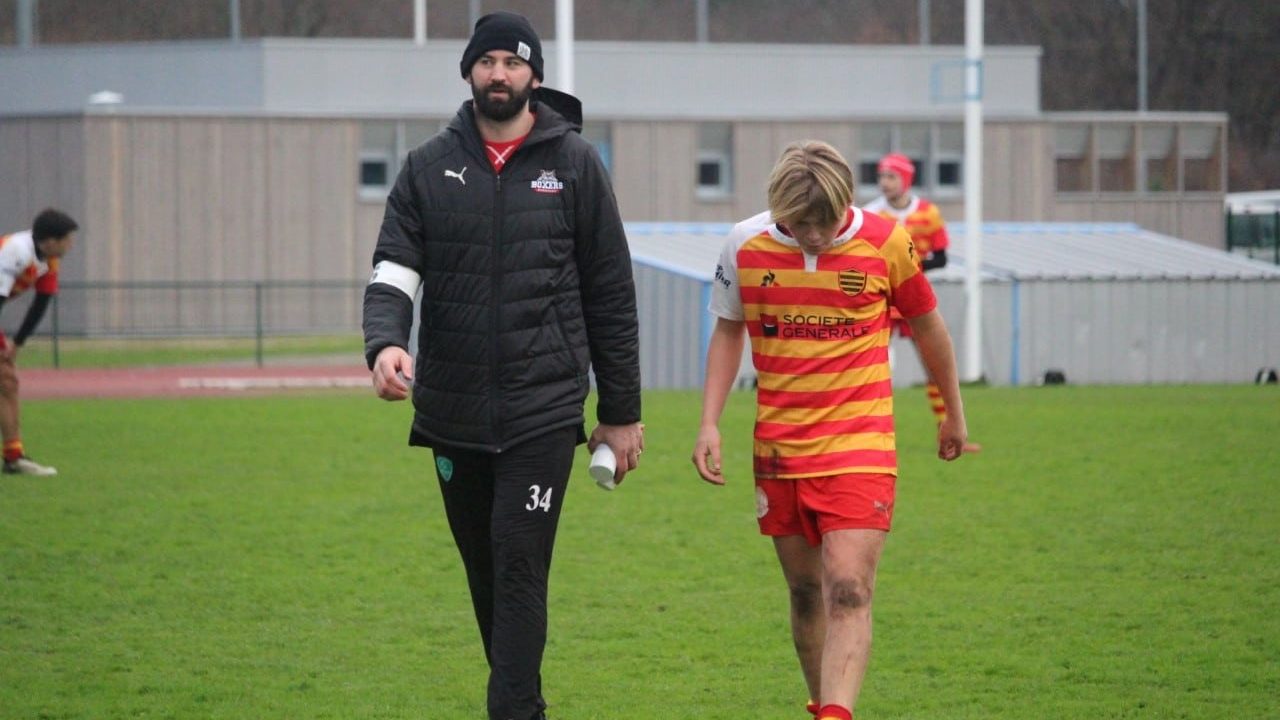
top-left (691, 425), bottom-right (725, 485)
top-left (371, 346), bottom-right (413, 401)
top-left (589, 422), bottom-right (644, 485)
top-left (937, 414), bottom-right (968, 461)
top-left (0, 337), bottom-right (15, 363)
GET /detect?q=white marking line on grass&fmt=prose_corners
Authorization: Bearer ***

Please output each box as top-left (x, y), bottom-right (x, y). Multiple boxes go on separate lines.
top-left (179, 376), bottom-right (370, 391)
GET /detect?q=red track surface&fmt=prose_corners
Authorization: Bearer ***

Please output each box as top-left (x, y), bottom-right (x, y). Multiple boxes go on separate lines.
top-left (21, 365), bottom-right (373, 399)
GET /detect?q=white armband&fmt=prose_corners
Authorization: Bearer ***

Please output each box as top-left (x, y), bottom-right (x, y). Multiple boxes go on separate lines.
top-left (368, 261), bottom-right (422, 299)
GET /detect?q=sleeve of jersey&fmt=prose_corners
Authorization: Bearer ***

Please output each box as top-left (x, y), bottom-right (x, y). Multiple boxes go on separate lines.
top-left (0, 254), bottom-right (18, 298)
top-left (362, 155), bottom-right (426, 369)
top-left (34, 259), bottom-right (58, 294)
top-left (707, 233), bottom-right (745, 321)
top-left (926, 205), bottom-right (950, 252)
top-left (886, 226), bottom-right (937, 319)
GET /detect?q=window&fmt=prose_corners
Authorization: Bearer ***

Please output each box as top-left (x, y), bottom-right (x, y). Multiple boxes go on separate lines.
top-left (1141, 125), bottom-right (1177, 192)
top-left (858, 123), bottom-right (893, 196)
top-left (857, 122), bottom-right (960, 198)
top-left (360, 122), bottom-right (397, 199)
top-left (696, 123), bottom-right (733, 199)
top-left (1054, 120), bottom-right (1225, 195)
top-left (1054, 125), bottom-right (1092, 192)
top-left (1181, 125), bottom-right (1221, 192)
top-left (1096, 125), bottom-right (1135, 192)
top-left (581, 121), bottom-right (613, 175)
top-left (898, 123), bottom-right (929, 188)
top-left (358, 119), bottom-right (456, 200)
top-left (360, 154), bottom-right (390, 188)
top-left (934, 124), bottom-right (963, 192)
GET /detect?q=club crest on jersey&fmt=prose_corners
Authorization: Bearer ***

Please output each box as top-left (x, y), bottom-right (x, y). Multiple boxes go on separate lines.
top-left (839, 269), bottom-right (868, 296)
top-left (531, 170), bottom-right (565, 194)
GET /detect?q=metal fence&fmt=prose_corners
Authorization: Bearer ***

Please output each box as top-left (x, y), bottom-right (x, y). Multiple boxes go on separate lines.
top-left (37, 280), bottom-right (366, 367)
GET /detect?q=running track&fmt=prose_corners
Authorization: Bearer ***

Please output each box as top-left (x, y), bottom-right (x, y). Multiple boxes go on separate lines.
top-left (22, 365), bottom-right (373, 400)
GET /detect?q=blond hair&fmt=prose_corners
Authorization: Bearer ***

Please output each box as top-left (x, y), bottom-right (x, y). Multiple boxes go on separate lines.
top-left (766, 140), bottom-right (854, 227)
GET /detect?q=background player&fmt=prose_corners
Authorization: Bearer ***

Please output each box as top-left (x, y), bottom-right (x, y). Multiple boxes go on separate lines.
top-left (0, 208), bottom-right (78, 476)
top-left (864, 153), bottom-right (981, 452)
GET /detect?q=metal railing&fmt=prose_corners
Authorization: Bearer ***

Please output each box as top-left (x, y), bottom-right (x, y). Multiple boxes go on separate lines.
top-left (39, 280), bottom-right (366, 368)
top-left (1226, 211), bottom-right (1280, 264)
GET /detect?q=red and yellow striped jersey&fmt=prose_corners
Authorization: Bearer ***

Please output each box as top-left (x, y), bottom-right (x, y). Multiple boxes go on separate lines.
top-left (709, 207), bottom-right (937, 478)
top-left (0, 231), bottom-right (59, 298)
top-left (862, 194), bottom-right (950, 269)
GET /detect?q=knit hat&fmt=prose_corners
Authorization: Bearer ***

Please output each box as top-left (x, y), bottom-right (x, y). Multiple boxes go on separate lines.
top-left (877, 153), bottom-right (916, 191)
top-left (460, 11), bottom-right (544, 82)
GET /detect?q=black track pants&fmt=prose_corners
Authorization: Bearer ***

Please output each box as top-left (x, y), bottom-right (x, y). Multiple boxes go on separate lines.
top-left (431, 426), bottom-right (577, 720)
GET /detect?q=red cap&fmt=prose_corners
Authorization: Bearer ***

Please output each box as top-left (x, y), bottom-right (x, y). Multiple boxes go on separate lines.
top-left (877, 152), bottom-right (916, 191)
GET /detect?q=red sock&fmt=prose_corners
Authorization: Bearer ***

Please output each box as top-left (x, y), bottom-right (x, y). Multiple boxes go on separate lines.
top-left (3, 439), bottom-right (23, 462)
top-left (817, 705), bottom-right (852, 720)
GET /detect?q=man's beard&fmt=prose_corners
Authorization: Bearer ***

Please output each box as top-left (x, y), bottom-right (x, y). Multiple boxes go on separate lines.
top-left (472, 81), bottom-right (534, 122)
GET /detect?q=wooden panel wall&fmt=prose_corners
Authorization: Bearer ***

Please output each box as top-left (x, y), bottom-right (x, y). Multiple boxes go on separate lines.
top-left (0, 117), bottom-right (86, 276)
top-left (82, 115), bottom-right (360, 284)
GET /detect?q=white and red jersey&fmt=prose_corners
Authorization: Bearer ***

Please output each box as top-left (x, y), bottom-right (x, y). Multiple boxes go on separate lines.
top-left (0, 231), bottom-right (59, 299)
top-left (862, 194), bottom-right (950, 268)
top-left (709, 207), bottom-right (937, 478)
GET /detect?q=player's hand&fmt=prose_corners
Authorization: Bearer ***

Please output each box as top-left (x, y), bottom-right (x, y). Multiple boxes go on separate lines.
top-left (371, 346), bottom-right (413, 401)
top-left (590, 422), bottom-right (644, 484)
top-left (692, 425), bottom-right (725, 485)
top-left (937, 414), bottom-right (968, 461)
top-left (0, 337), bottom-right (14, 363)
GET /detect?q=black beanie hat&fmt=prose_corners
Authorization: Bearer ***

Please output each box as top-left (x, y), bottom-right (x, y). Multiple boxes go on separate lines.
top-left (460, 11), bottom-right (544, 82)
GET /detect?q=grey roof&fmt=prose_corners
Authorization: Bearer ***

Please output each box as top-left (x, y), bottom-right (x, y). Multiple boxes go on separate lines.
top-left (941, 223), bottom-right (1280, 280)
top-left (625, 221), bottom-right (1280, 283)
top-left (626, 223), bottom-right (733, 281)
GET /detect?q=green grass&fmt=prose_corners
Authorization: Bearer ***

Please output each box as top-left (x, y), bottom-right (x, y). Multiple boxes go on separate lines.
top-left (17, 334), bottom-right (364, 369)
top-left (1, 385), bottom-right (1278, 719)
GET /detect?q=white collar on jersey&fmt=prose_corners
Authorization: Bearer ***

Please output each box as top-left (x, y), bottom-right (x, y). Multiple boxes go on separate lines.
top-left (766, 206), bottom-right (864, 252)
top-left (867, 194), bottom-right (920, 221)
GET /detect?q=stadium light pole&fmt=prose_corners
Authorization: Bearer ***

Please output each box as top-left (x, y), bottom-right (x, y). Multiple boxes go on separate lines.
top-left (556, 0), bottom-right (575, 94)
top-left (962, 0), bottom-right (984, 383)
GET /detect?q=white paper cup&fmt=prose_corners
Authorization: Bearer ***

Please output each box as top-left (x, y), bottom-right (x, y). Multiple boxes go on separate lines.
top-left (589, 444), bottom-right (617, 490)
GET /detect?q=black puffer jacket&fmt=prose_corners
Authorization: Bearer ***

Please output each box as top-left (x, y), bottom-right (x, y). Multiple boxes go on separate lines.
top-left (363, 100), bottom-right (641, 452)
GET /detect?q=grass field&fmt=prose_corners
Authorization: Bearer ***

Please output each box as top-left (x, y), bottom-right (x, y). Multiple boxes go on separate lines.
top-left (1, 385), bottom-right (1277, 719)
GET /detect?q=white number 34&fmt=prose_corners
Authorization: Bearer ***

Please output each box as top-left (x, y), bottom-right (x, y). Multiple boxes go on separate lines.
top-left (526, 485), bottom-right (554, 512)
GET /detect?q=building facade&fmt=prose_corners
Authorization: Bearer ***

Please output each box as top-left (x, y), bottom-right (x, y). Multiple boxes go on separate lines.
top-left (0, 39), bottom-right (1229, 336)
